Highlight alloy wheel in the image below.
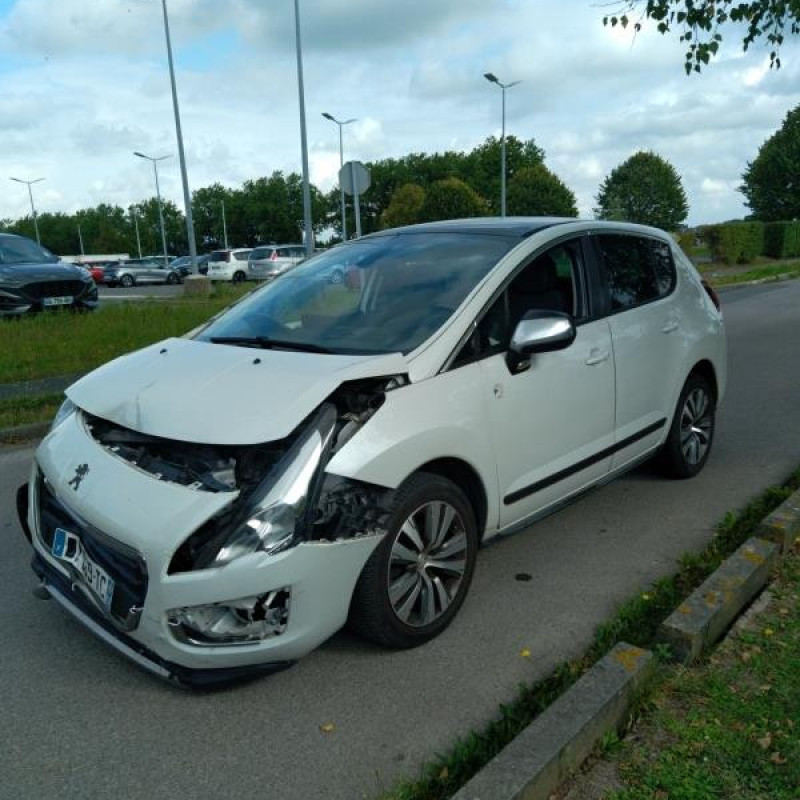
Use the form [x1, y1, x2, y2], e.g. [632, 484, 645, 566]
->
[387, 501, 468, 628]
[680, 387, 712, 466]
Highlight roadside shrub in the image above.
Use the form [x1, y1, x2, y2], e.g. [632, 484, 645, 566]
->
[676, 229, 697, 257]
[763, 221, 800, 259]
[703, 222, 764, 264]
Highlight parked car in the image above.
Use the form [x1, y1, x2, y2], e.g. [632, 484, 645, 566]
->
[207, 248, 253, 282]
[104, 257, 182, 288]
[171, 254, 210, 278]
[77, 264, 106, 284]
[248, 244, 305, 281]
[19, 218, 726, 686]
[0, 233, 97, 316]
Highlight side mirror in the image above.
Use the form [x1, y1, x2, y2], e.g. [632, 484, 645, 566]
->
[507, 310, 576, 371]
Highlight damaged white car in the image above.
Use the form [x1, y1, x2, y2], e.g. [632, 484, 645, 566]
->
[18, 218, 726, 687]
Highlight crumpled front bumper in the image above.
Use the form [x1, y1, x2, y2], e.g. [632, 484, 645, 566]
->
[26, 412, 382, 686]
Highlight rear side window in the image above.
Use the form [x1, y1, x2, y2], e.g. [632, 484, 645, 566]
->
[251, 247, 268, 260]
[234, 251, 251, 262]
[596, 235, 668, 311]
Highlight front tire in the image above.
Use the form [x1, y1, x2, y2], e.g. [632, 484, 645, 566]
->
[659, 373, 716, 479]
[120, 274, 134, 288]
[166, 272, 179, 285]
[349, 472, 478, 648]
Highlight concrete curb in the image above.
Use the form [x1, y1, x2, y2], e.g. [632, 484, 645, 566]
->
[0, 421, 50, 445]
[757, 487, 800, 553]
[715, 271, 799, 292]
[657, 537, 779, 664]
[451, 643, 655, 800]
[0, 373, 81, 401]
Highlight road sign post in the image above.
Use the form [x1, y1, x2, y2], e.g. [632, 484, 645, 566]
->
[340, 161, 370, 240]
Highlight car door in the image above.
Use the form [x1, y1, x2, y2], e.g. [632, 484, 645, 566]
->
[590, 233, 684, 468]
[452, 236, 616, 528]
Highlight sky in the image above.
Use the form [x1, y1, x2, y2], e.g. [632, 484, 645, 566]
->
[1, 0, 798, 227]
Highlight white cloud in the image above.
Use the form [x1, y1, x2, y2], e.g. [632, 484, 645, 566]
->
[0, 0, 798, 228]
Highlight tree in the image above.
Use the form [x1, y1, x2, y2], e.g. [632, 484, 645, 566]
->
[507, 164, 578, 217]
[741, 104, 800, 221]
[595, 151, 688, 230]
[381, 183, 426, 228]
[418, 178, 489, 222]
[603, 1, 799, 73]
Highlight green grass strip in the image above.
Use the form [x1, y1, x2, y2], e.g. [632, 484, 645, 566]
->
[708, 261, 800, 288]
[0, 284, 252, 385]
[382, 466, 800, 800]
[0, 392, 64, 429]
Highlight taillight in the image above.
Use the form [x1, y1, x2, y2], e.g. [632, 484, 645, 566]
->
[701, 280, 721, 313]
[270, 250, 278, 261]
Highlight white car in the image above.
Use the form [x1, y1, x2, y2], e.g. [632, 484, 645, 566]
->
[19, 218, 726, 687]
[207, 248, 253, 283]
[248, 244, 306, 281]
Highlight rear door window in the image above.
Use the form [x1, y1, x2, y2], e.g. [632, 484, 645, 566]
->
[595, 235, 659, 311]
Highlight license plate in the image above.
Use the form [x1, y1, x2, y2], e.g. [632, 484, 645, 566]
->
[52, 528, 115, 611]
[43, 296, 73, 307]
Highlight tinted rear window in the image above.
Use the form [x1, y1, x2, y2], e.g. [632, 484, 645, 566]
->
[251, 248, 269, 260]
[210, 251, 230, 262]
[597, 235, 670, 311]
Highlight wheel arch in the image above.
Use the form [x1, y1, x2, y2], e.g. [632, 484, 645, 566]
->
[688, 359, 718, 406]
[413, 457, 489, 541]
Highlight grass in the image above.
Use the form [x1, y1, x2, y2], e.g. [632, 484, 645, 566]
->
[380, 466, 800, 800]
[0, 392, 64, 429]
[702, 261, 800, 287]
[0, 283, 253, 384]
[609, 551, 800, 800]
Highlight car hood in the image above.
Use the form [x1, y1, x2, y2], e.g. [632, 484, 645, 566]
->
[66, 337, 408, 445]
[0, 261, 87, 283]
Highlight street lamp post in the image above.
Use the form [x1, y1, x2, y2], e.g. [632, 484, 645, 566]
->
[484, 72, 521, 217]
[10, 177, 45, 244]
[221, 199, 229, 249]
[134, 152, 171, 268]
[160, 0, 198, 272]
[132, 210, 143, 258]
[322, 113, 356, 241]
[293, 0, 314, 257]
[78, 224, 85, 257]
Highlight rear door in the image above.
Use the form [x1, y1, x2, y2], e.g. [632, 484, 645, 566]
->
[590, 233, 683, 467]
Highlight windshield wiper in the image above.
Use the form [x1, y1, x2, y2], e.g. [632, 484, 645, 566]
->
[209, 336, 333, 354]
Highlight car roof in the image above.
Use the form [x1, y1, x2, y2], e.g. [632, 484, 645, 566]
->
[368, 217, 576, 239]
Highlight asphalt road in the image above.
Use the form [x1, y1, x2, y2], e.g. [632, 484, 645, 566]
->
[2, 280, 799, 800]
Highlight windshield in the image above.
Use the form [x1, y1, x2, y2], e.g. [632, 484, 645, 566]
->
[197, 232, 515, 355]
[0, 236, 59, 265]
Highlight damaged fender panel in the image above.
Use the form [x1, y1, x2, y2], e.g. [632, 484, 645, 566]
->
[326, 361, 500, 538]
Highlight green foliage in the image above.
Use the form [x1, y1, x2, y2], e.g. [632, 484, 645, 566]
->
[418, 178, 489, 222]
[596, 151, 689, 230]
[741, 105, 800, 221]
[603, 1, 800, 73]
[676, 229, 697, 257]
[763, 221, 800, 258]
[703, 222, 765, 264]
[506, 164, 578, 217]
[381, 183, 426, 229]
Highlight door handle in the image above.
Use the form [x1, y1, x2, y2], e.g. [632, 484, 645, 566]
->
[585, 348, 610, 366]
[662, 320, 679, 334]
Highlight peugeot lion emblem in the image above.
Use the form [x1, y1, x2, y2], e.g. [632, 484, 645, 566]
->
[68, 464, 90, 491]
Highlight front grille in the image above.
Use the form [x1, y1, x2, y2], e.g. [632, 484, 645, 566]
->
[37, 473, 148, 630]
[22, 280, 85, 301]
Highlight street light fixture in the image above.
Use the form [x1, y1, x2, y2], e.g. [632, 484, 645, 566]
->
[160, 0, 198, 273]
[134, 151, 171, 268]
[9, 177, 45, 244]
[293, 0, 314, 257]
[484, 72, 521, 217]
[322, 112, 357, 241]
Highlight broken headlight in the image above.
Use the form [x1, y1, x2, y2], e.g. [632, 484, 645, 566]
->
[49, 398, 76, 433]
[187, 403, 337, 570]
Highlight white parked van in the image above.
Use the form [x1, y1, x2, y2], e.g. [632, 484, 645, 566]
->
[207, 248, 253, 283]
[20, 218, 726, 686]
[248, 244, 305, 281]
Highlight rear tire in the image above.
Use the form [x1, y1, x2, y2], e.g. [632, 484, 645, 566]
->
[120, 274, 134, 288]
[233, 271, 246, 284]
[349, 472, 478, 648]
[659, 373, 715, 479]
[166, 272, 179, 285]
